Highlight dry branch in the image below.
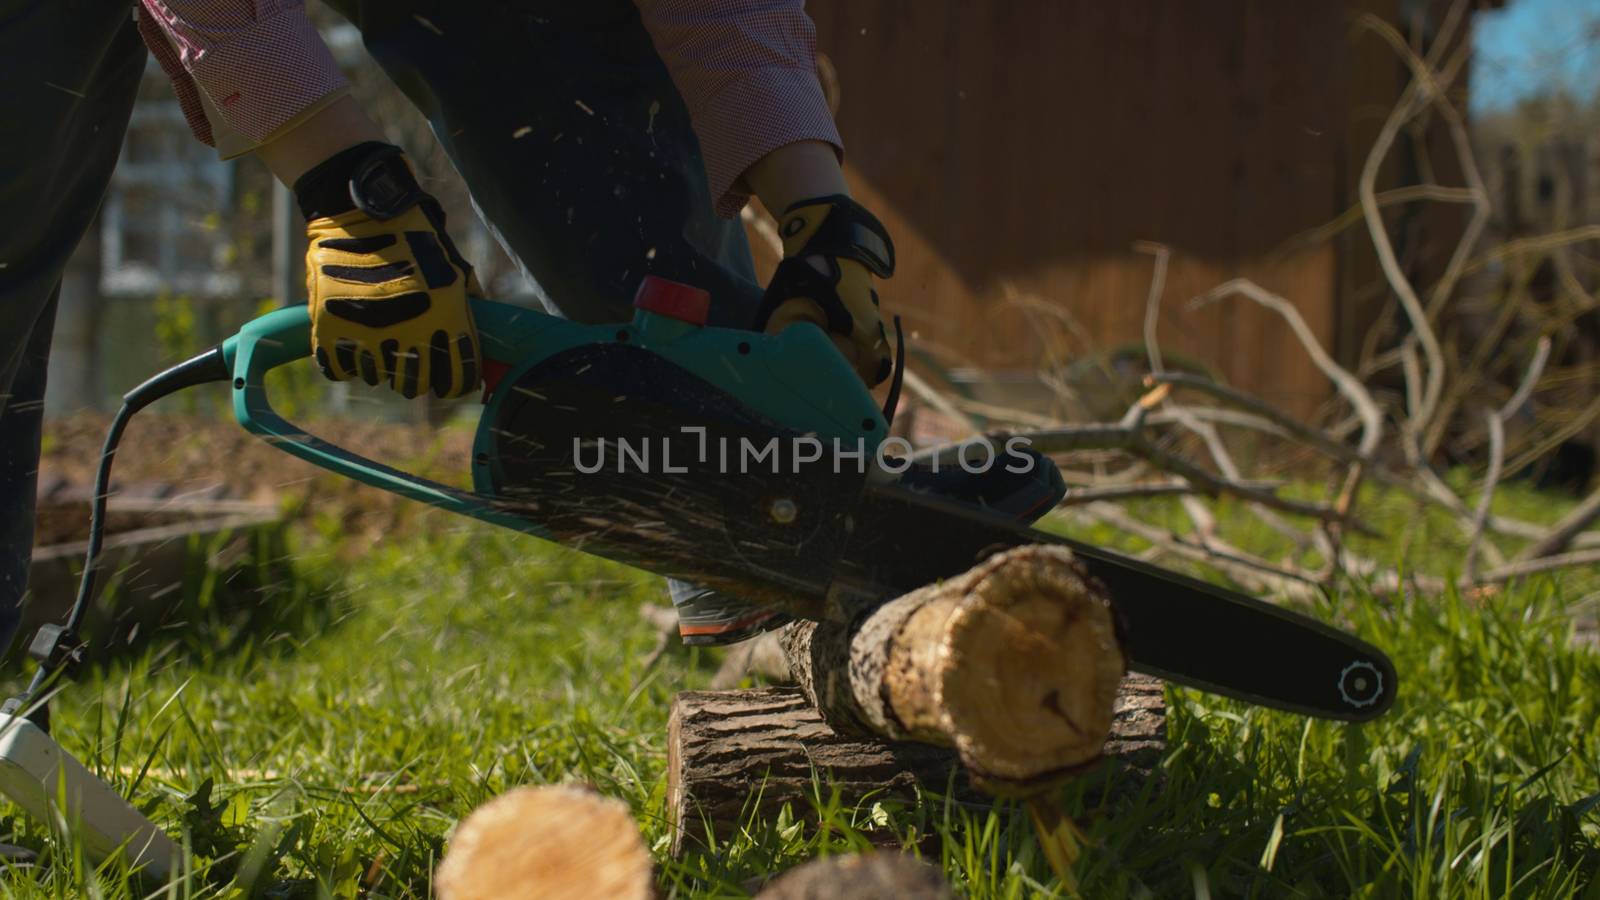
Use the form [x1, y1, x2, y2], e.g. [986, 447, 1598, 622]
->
[1000, 417, 1367, 529]
[1467, 225, 1600, 276]
[1137, 243, 1332, 560]
[1145, 406, 1294, 441]
[1136, 241, 1171, 374]
[1148, 373, 1365, 466]
[1190, 279, 1382, 458]
[1059, 481, 1198, 504]
[902, 366, 981, 435]
[1282, 184, 1481, 252]
[1476, 548, 1600, 585]
[1500, 393, 1600, 482]
[1465, 337, 1550, 578]
[1188, 278, 1383, 569]
[1353, 8, 1481, 452]
[790, 0, 1600, 617]
[1519, 488, 1600, 562]
[1072, 503, 1324, 599]
[1422, 283, 1531, 458]
[1463, 409, 1506, 582]
[1357, 77, 1447, 449]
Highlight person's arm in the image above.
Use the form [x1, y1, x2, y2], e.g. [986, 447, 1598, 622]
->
[135, 1, 349, 157]
[254, 95, 387, 185]
[741, 140, 850, 216]
[631, 0, 846, 217]
[136, 2, 482, 399]
[634, 0, 895, 386]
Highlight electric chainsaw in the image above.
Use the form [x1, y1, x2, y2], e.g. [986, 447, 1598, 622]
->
[0, 275, 1395, 879]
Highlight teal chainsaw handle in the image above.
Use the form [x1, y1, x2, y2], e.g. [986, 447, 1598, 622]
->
[222, 304, 314, 374]
[218, 291, 885, 535]
[218, 300, 555, 532]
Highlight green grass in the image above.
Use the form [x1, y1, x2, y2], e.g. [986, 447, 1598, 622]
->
[2, 486, 1598, 897]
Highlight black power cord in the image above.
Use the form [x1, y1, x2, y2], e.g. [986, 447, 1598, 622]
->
[2, 346, 232, 731]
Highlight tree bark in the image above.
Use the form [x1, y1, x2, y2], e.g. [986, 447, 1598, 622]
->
[667, 676, 1164, 857]
[782, 544, 1127, 788]
[436, 785, 652, 900]
[666, 687, 966, 857]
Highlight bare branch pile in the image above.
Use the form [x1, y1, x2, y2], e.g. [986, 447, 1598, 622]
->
[872, 2, 1600, 599]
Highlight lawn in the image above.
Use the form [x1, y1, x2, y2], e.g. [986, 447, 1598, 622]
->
[2, 467, 1598, 897]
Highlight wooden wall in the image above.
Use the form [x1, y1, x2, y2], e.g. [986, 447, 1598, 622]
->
[750, 1, 1412, 419]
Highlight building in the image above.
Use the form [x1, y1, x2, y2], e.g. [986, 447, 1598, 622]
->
[754, 0, 1498, 421]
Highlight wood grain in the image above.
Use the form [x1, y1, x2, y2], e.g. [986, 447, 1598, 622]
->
[436, 785, 652, 900]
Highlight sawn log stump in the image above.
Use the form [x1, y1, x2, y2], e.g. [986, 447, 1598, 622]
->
[668, 543, 1160, 855]
[785, 544, 1127, 785]
[668, 678, 1165, 856]
[435, 785, 652, 900]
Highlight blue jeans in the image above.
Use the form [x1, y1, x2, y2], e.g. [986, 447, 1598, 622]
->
[0, 1, 147, 655]
[327, 0, 771, 637]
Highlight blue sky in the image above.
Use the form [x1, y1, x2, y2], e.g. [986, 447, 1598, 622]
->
[1472, 0, 1600, 112]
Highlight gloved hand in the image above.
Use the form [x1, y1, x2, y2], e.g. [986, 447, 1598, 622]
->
[294, 142, 480, 399]
[754, 194, 896, 387]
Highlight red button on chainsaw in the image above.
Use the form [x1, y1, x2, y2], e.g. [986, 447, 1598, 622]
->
[480, 358, 511, 404]
[633, 275, 710, 326]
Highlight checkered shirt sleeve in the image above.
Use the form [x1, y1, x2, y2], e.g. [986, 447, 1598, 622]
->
[136, 0, 842, 217]
[135, 0, 349, 149]
[634, 0, 844, 217]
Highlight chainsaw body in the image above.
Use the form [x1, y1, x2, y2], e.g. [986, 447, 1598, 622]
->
[222, 283, 885, 616]
[3, 243, 1401, 882]
[219, 281, 1397, 721]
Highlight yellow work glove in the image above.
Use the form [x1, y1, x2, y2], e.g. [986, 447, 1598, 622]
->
[294, 142, 480, 399]
[755, 194, 896, 387]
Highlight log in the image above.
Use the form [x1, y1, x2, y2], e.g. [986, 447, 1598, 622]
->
[666, 687, 970, 856]
[754, 852, 951, 899]
[435, 785, 652, 900]
[782, 544, 1127, 787]
[667, 675, 1164, 856]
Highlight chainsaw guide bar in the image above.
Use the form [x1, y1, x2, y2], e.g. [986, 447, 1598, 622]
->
[218, 287, 1397, 723]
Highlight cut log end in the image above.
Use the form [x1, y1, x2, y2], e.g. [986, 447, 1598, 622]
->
[789, 544, 1126, 787]
[921, 544, 1125, 783]
[435, 785, 652, 900]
